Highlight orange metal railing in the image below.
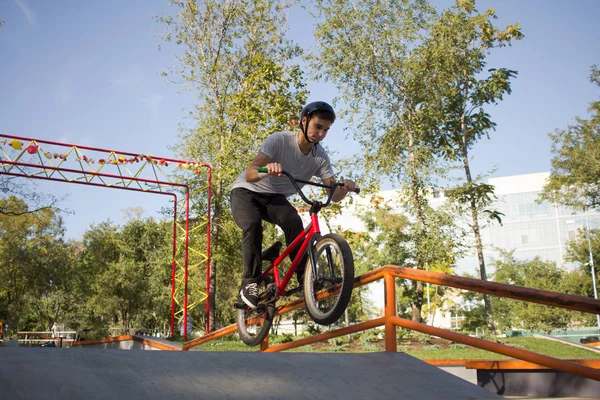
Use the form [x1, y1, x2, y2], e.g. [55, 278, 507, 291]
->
[183, 265, 600, 382]
[72, 335, 181, 351]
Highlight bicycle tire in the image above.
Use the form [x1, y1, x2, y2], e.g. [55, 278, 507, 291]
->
[304, 233, 354, 325]
[236, 302, 275, 346]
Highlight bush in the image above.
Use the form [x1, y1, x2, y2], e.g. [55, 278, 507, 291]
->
[328, 336, 349, 346]
[327, 337, 349, 352]
[305, 323, 322, 336]
[359, 329, 380, 345]
[396, 328, 410, 341]
[415, 333, 430, 343]
[270, 333, 294, 344]
[361, 342, 381, 352]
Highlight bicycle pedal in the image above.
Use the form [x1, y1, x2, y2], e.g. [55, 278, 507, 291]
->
[234, 300, 248, 310]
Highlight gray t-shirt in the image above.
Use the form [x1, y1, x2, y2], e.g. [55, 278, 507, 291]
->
[231, 131, 334, 198]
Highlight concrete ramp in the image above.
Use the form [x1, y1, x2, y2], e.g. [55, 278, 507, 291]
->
[0, 349, 501, 399]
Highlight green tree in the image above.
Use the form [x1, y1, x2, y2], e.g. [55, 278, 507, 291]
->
[0, 199, 175, 338]
[489, 252, 593, 332]
[458, 281, 488, 335]
[311, 0, 462, 322]
[566, 227, 600, 299]
[76, 221, 120, 334]
[84, 217, 173, 336]
[427, 0, 523, 333]
[119, 217, 173, 333]
[0, 173, 62, 217]
[540, 66, 600, 210]
[0, 196, 74, 331]
[343, 195, 463, 321]
[159, 0, 307, 330]
[0, 197, 29, 328]
[23, 237, 80, 331]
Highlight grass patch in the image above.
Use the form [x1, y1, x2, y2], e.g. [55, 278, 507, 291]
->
[498, 337, 600, 359]
[194, 340, 255, 352]
[403, 337, 600, 360]
[183, 333, 600, 360]
[406, 348, 512, 360]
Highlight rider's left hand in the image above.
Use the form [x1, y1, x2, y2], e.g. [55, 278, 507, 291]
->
[340, 179, 356, 193]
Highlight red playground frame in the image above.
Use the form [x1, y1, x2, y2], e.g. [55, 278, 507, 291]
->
[0, 133, 211, 339]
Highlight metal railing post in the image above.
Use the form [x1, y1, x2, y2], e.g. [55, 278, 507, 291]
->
[260, 336, 269, 352]
[384, 272, 397, 352]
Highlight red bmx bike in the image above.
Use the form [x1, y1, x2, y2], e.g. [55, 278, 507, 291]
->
[236, 168, 360, 346]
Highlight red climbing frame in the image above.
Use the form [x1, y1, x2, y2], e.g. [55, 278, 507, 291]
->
[0, 133, 211, 339]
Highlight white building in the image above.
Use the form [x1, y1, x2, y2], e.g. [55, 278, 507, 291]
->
[481, 172, 600, 269]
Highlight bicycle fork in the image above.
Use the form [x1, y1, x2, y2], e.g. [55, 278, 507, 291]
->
[307, 233, 321, 282]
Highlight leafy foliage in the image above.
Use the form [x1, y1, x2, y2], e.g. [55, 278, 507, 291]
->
[158, 0, 307, 328]
[0, 202, 177, 339]
[338, 195, 464, 321]
[541, 66, 600, 210]
[310, 0, 463, 322]
[565, 228, 600, 298]
[461, 251, 595, 333]
[85, 218, 173, 336]
[421, 0, 523, 332]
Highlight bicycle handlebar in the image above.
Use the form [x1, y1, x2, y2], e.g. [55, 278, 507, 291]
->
[257, 167, 360, 207]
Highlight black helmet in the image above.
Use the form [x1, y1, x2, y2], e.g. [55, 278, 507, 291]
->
[299, 101, 336, 143]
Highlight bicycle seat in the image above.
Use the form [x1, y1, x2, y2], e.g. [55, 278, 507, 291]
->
[261, 241, 282, 262]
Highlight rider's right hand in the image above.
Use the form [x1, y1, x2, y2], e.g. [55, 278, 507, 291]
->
[264, 162, 282, 177]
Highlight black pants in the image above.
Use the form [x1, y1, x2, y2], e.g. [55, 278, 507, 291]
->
[230, 188, 307, 285]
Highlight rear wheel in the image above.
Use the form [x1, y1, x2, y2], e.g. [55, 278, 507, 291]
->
[304, 233, 354, 325]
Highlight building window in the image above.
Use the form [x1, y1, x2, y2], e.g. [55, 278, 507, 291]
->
[521, 234, 528, 245]
[568, 230, 576, 241]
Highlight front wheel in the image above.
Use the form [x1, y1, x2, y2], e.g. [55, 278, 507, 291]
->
[304, 233, 354, 325]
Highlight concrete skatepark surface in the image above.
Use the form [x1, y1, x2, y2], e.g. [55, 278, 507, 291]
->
[0, 347, 501, 399]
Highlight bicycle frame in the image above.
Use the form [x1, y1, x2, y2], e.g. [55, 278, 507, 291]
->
[261, 213, 321, 297]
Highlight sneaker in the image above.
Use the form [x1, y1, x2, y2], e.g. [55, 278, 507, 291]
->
[240, 282, 259, 309]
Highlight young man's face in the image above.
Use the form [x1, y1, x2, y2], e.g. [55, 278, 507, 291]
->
[303, 115, 333, 143]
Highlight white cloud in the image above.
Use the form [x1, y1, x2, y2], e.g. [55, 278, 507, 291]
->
[15, 0, 36, 26]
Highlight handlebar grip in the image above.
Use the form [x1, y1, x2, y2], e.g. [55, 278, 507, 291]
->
[257, 167, 268, 173]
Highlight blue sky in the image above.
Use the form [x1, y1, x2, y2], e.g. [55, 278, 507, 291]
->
[1, 0, 599, 239]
